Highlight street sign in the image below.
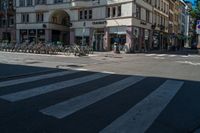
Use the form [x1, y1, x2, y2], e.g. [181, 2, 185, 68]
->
[196, 20, 200, 34]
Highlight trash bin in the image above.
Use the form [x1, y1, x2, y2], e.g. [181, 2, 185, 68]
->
[113, 43, 120, 54]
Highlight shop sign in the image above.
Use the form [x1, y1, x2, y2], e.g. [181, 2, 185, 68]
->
[37, 29, 45, 35]
[20, 30, 27, 35]
[29, 29, 36, 35]
[196, 20, 200, 34]
[92, 21, 107, 25]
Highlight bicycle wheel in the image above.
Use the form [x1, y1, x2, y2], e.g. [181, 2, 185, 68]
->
[64, 48, 71, 56]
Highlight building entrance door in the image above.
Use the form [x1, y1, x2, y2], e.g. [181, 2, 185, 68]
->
[93, 32, 104, 51]
[52, 30, 61, 43]
[134, 37, 140, 52]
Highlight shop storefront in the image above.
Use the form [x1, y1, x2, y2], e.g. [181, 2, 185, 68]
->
[20, 29, 28, 42]
[152, 31, 160, 50]
[92, 28, 104, 51]
[109, 27, 126, 50]
[75, 28, 90, 46]
[28, 29, 36, 43]
[37, 29, 45, 42]
[20, 29, 45, 43]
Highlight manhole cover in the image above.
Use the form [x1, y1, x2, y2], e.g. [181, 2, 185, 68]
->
[114, 56, 123, 58]
[25, 61, 41, 64]
[67, 65, 83, 68]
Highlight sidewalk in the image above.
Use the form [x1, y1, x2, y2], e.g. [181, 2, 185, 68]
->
[92, 48, 200, 56]
[148, 48, 200, 55]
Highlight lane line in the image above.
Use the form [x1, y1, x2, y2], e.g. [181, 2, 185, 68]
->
[0, 73, 109, 102]
[0, 70, 78, 88]
[40, 76, 144, 119]
[100, 80, 184, 133]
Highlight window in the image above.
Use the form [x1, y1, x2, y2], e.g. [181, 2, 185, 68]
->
[36, 12, 44, 22]
[19, 0, 25, 6]
[9, 17, 14, 26]
[36, 0, 46, 5]
[54, 0, 63, 3]
[52, 17, 57, 23]
[79, 9, 93, 20]
[136, 5, 141, 19]
[21, 13, 29, 23]
[84, 10, 88, 19]
[89, 10, 92, 19]
[112, 7, 116, 17]
[106, 5, 121, 18]
[107, 7, 110, 17]
[27, 0, 33, 6]
[117, 6, 121, 16]
[79, 10, 83, 20]
[146, 10, 150, 22]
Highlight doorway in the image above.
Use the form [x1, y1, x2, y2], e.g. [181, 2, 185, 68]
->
[93, 29, 104, 51]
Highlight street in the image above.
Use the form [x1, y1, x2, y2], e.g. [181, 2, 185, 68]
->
[0, 51, 200, 133]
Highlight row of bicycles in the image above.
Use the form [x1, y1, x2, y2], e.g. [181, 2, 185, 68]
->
[0, 42, 93, 56]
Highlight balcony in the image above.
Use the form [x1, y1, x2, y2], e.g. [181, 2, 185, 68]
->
[71, 0, 90, 7]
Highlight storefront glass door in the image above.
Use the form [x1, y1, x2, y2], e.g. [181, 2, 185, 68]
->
[93, 33, 103, 51]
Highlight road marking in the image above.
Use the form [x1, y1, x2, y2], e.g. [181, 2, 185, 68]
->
[176, 61, 200, 66]
[40, 76, 144, 119]
[154, 57, 165, 59]
[157, 54, 166, 57]
[101, 71, 115, 74]
[145, 54, 156, 57]
[181, 55, 189, 58]
[168, 55, 177, 57]
[100, 80, 184, 133]
[0, 70, 78, 88]
[0, 73, 109, 102]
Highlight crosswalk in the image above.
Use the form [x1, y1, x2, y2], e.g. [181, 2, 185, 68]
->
[0, 69, 187, 133]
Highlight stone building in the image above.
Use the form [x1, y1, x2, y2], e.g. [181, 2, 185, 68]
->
[15, 0, 154, 52]
[0, 0, 16, 42]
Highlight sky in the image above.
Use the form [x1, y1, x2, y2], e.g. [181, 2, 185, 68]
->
[188, 0, 195, 5]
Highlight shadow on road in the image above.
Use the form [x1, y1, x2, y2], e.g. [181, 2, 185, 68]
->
[0, 63, 200, 133]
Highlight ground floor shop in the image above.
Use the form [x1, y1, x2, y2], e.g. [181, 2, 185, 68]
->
[17, 26, 155, 52]
[0, 28, 16, 42]
[152, 31, 169, 51]
[18, 29, 70, 45]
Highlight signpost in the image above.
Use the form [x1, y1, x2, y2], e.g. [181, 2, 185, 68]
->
[196, 20, 200, 49]
[196, 20, 200, 34]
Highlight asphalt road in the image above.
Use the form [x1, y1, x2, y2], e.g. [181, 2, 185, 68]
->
[0, 51, 200, 133]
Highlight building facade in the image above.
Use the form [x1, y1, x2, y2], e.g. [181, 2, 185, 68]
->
[15, 0, 155, 52]
[152, 0, 169, 50]
[15, 0, 190, 52]
[0, 0, 16, 42]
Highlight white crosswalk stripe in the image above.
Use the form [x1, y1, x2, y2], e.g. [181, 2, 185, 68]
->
[156, 54, 167, 57]
[40, 76, 145, 119]
[0, 73, 109, 102]
[0, 70, 78, 88]
[100, 80, 184, 133]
